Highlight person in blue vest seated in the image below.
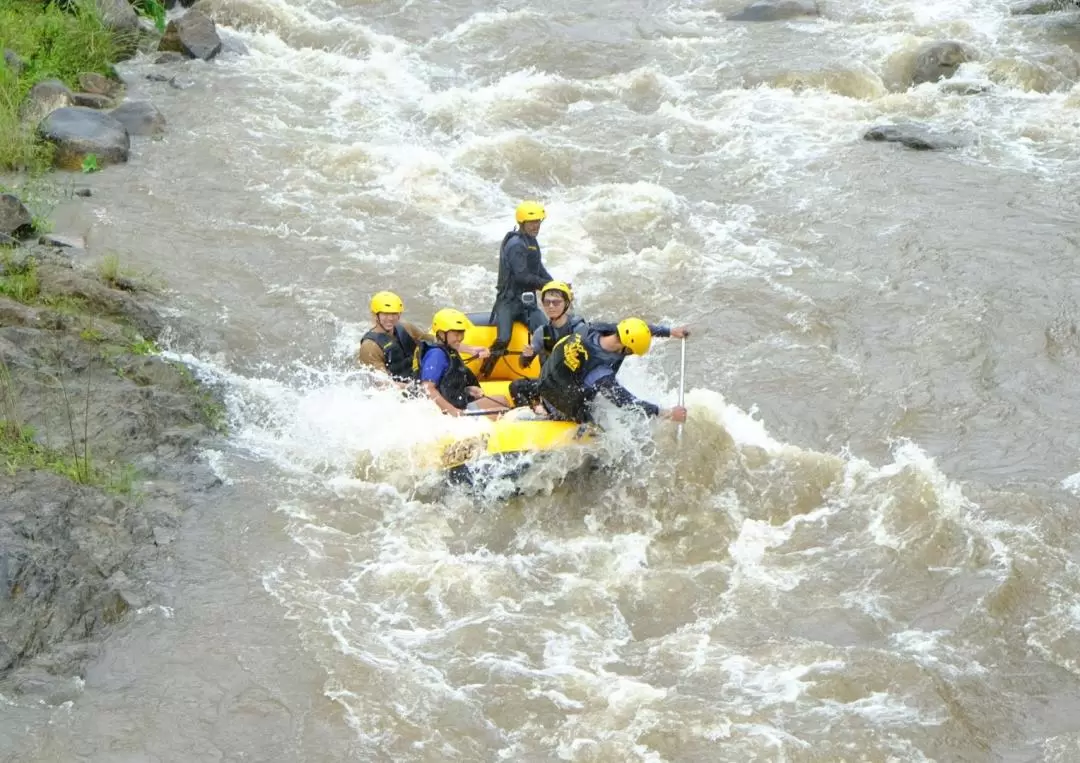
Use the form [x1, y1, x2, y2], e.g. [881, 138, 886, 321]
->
[417, 308, 510, 416]
[523, 318, 689, 424]
[356, 291, 491, 390]
[479, 200, 555, 378]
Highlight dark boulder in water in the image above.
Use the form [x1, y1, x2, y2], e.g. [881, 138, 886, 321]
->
[727, 0, 819, 21]
[863, 122, 970, 151]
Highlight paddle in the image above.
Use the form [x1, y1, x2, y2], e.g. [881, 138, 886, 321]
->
[677, 336, 686, 443]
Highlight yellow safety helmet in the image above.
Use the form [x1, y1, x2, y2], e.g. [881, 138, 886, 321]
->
[515, 200, 546, 224]
[540, 280, 572, 303]
[431, 308, 471, 336]
[370, 291, 404, 314]
[617, 318, 652, 356]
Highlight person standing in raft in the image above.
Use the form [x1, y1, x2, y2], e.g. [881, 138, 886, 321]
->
[526, 318, 689, 424]
[418, 309, 510, 416]
[357, 291, 491, 389]
[479, 200, 554, 378]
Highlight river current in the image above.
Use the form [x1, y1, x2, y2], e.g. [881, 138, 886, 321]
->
[6, 0, 1080, 760]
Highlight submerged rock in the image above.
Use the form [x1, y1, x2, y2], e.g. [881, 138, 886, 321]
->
[911, 41, 976, 86]
[1010, 0, 1074, 13]
[727, 0, 819, 21]
[37, 107, 130, 171]
[110, 100, 167, 137]
[863, 122, 970, 150]
[158, 11, 224, 61]
[154, 51, 187, 65]
[38, 233, 87, 250]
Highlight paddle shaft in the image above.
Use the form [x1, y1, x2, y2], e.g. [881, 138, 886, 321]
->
[677, 337, 686, 442]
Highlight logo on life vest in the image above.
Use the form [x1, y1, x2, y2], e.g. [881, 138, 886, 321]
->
[562, 336, 587, 372]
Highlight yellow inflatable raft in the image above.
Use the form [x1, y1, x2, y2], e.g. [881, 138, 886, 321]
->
[436, 405, 598, 467]
[416, 312, 599, 486]
[460, 312, 538, 381]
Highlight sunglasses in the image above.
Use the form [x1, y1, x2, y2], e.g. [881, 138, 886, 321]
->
[542, 299, 565, 306]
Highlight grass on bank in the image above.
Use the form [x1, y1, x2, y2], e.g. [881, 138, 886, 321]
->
[0, 0, 120, 173]
[0, 357, 137, 496]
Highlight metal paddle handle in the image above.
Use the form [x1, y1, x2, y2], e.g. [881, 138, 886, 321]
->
[677, 337, 686, 442]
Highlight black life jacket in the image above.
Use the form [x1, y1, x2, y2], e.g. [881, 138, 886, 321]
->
[362, 324, 418, 381]
[541, 314, 588, 355]
[414, 341, 479, 411]
[536, 330, 609, 422]
[494, 230, 544, 303]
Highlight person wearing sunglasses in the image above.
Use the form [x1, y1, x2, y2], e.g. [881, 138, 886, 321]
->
[519, 280, 587, 369]
[521, 318, 690, 424]
[510, 282, 691, 409]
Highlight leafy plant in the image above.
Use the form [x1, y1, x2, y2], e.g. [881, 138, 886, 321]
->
[81, 152, 98, 173]
[132, 0, 167, 34]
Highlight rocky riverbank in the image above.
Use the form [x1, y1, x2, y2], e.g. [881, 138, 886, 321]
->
[1, 0, 237, 703]
[0, 241, 229, 702]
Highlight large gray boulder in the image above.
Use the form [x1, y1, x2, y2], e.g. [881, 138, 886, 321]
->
[158, 11, 223, 61]
[0, 194, 33, 237]
[37, 107, 130, 171]
[93, 0, 138, 34]
[92, 0, 140, 59]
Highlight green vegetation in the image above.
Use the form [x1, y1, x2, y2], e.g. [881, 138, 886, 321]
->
[0, 249, 40, 301]
[0, 421, 136, 495]
[170, 359, 230, 435]
[0, 0, 120, 172]
[0, 360, 138, 497]
[97, 252, 132, 287]
[81, 153, 99, 173]
[132, 0, 167, 34]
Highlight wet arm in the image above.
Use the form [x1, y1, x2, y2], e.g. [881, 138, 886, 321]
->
[422, 381, 462, 416]
[589, 321, 671, 338]
[592, 375, 660, 417]
[521, 327, 545, 367]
